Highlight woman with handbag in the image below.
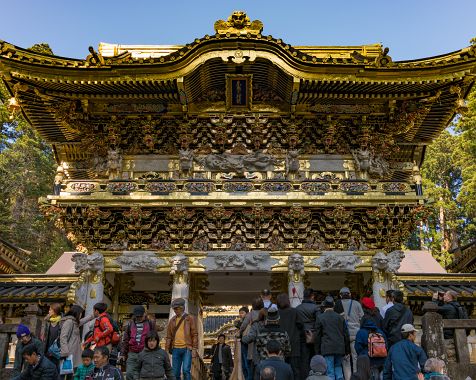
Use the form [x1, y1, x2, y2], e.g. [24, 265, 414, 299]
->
[60, 305, 84, 379]
[43, 303, 63, 370]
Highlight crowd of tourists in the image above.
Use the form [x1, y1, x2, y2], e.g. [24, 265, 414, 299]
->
[10, 287, 467, 380]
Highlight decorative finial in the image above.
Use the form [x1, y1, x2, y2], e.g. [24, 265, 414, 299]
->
[214, 11, 263, 35]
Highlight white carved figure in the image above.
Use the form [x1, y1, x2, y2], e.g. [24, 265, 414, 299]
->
[107, 148, 122, 179]
[115, 251, 162, 272]
[288, 253, 305, 277]
[170, 254, 189, 279]
[169, 254, 190, 317]
[315, 252, 362, 272]
[87, 252, 104, 272]
[72, 252, 88, 273]
[386, 250, 405, 273]
[214, 253, 266, 268]
[288, 253, 305, 307]
[371, 251, 389, 272]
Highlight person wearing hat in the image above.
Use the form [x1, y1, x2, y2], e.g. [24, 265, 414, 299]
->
[121, 305, 156, 380]
[261, 289, 273, 309]
[306, 355, 331, 379]
[334, 287, 363, 379]
[13, 324, 44, 377]
[244, 304, 291, 362]
[360, 297, 383, 330]
[383, 324, 427, 380]
[314, 296, 350, 380]
[165, 298, 198, 380]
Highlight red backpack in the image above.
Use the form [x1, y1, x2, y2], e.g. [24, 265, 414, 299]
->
[368, 332, 387, 358]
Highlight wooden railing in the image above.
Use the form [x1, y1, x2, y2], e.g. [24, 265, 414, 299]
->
[421, 303, 476, 380]
[192, 356, 209, 380]
[0, 324, 17, 380]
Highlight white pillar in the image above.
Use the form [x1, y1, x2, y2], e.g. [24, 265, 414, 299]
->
[169, 254, 190, 319]
[288, 253, 305, 308]
[371, 251, 404, 311]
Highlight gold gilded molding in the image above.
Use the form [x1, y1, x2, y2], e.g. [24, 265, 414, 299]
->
[214, 11, 263, 36]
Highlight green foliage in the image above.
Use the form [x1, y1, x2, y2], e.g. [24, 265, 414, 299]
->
[0, 43, 71, 273]
[414, 87, 476, 267]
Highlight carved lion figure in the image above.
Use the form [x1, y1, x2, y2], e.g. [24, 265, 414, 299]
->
[387, 250, 405, 273]
[170, 254, 189, 275]
[288, 253, 305, 276]
[72, 252, 88, 273]
[87, 252, 104, 272]
[371, 251, 389, 272]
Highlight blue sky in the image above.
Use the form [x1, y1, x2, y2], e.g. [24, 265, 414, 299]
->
[1, 0, 475, 61]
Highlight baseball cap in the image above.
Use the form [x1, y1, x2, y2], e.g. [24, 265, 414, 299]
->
[401, 324, 417, 333]
[340, 287, 351, 294]
[133, 305, 146, 316]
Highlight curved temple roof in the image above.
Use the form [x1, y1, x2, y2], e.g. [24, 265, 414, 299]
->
[0, 11, 475, 171]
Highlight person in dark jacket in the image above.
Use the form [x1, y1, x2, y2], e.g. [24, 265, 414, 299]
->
[314, 296, 350, 380]
[382, 290, 413, 348]
[255, 305, 291, 361]
[89, 346, 123, 380]
[276, 293, 302, 380]
[254, 340, 293, 380]
[354, 318, 387, 379]
[360, 297, 383, 330]
[12, 344, 58, 380]
[432, 290, 466, 339]
[383, 324, 427, 380]
[42, 303, 62, 369]
[349, 355, 370, 380]
[295, 288, 320, 379]
[137, 331, 175, 380]
[121, 305, 155, 380]
[13, 324, 45, 377]
[211, 334, 233, 380]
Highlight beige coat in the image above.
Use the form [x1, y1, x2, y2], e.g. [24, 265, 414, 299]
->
[60, 315, 82, 368]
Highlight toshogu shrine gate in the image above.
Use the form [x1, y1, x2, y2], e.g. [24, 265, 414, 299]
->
[1, 11, 476, 344]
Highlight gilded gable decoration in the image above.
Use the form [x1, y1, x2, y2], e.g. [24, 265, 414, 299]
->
[214, 11, 263, 36]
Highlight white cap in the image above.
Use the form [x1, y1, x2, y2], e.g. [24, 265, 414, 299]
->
[401, 323, 417, 333]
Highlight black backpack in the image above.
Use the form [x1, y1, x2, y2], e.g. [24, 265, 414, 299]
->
[452, 303, 469, 319]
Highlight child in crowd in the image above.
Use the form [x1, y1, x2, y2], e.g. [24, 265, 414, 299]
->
[138, 331, 175, 380]
[74, 349, 95, 380]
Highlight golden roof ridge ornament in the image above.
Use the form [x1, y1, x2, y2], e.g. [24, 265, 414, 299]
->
[214, 11, 263, 36]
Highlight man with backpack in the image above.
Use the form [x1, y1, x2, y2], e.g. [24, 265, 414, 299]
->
[121, 305, 156, 380]
[354, 318, 387, 380]
[432, 290, 468, 338]
[382, 290, 413, 348]
[84, 303, 120, 353]
[165, 298, 198, 380]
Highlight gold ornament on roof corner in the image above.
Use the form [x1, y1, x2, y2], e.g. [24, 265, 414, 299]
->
[214, 11, 263, 35]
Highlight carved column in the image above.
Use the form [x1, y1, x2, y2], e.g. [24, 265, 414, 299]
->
[371, 251, 404, 311]
[112, 273, 121, 321]
[169, 254, 190, 319]
[288, 253, 305, 308]
[68, 252, 105, 336]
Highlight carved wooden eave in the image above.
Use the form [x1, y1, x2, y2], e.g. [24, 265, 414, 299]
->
[1, 12, 474, 256]
[0, 237, 30, 274]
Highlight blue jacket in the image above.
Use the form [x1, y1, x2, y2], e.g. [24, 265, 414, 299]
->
[254, 357, 293, 380]
[383, 339, 427, 380]
[354, 319, 387, 368]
